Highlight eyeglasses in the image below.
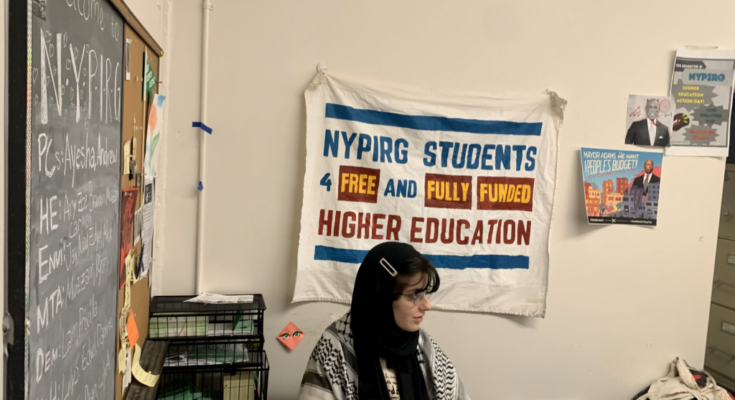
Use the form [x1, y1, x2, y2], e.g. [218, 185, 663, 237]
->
[396, 288, 432, 306]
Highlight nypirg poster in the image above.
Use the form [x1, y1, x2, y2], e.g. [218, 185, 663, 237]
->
[294, 71, 565, 317]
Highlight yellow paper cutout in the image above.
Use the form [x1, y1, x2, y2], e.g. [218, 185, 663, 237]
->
[132, 343, 160, 387]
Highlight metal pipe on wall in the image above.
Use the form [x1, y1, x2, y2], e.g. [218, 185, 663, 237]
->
[195, 0, 213, 294]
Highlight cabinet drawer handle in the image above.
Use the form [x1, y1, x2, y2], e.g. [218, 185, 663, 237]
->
[708, 345, 735, 361]
[713, 279, 735, 290]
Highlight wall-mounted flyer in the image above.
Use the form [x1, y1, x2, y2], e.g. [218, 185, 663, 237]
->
[580, 148, 664, 226]
[667, 48, 735, 157]
[625, 95, 675, 147]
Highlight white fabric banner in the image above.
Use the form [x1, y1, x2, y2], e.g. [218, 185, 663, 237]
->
[293, 71, 565, 317]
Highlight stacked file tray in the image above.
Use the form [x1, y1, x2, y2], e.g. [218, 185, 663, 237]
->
[150, 295, 269, 400]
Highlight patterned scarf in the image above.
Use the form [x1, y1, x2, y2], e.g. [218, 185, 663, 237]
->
[298, 313, 470, 400]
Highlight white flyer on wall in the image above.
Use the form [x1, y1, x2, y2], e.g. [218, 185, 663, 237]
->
[667, 48, 735, 157]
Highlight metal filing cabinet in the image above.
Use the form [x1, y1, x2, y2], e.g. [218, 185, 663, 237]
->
[719, 165, 735, 241]
[706, 164, 735, 389]
[705, 304, 735, 383]
[712, 238, 735, 311]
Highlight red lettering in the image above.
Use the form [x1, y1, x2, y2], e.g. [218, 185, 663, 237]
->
[410, 217, 424, 243]
[503, 220, 515, 244]
[456, 219, 470, 245]
[333, 211, 341, 237]
[357, 212, 371, 239]
[471, 221, 483, 245]
[318, 209, 332, 236]
[342, 212, 356, 238]
[517, 220, 531, 245]
[487, 220, 498, 244]
[425, 218, 439, 244]
[386, 215, 401, 240]
[440, 219, 454, 244]
[371, 214, 386, 240]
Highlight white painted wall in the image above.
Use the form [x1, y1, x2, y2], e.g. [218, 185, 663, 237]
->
[158, 1, 734, 399]
[123, 0, 164, 46]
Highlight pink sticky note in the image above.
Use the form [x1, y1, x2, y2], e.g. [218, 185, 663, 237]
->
[277, 322, 304, 350]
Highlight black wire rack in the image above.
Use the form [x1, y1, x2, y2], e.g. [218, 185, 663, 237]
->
[149, 295, 266, 345]
[150, 295, 269, 400]
[157, 350, 269, 400]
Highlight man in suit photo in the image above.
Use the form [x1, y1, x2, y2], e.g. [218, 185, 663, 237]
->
[632, 159, 660, 196]
[625, 98, 671, 147]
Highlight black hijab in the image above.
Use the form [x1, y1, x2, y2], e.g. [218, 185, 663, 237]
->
[350, 242, 429, 400]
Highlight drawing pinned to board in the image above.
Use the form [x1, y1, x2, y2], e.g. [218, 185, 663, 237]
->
[580, 147, 664, 226]
[120, 188, 138, 288]
[625, 95, 674, 147]
[144, 94, 166, 177]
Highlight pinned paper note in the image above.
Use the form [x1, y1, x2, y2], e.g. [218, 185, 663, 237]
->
[132, 343, 160, 387]
[134, 208, 142, 246]
[123, 140, 131, 177]
[118, 347, 127, 373]
[126, 310, 139, 346]
[122, 347, 132, 394]
[277, 322, 304, 351]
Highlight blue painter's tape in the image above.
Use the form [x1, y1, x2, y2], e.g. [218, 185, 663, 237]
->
[313, 245, 529, 270]
[198, 181, 203, 191]
[192, 121, 213, 134]
[325, 103, 542, 136]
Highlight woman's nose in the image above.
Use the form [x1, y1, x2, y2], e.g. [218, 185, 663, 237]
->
[420, 295, 432, 311]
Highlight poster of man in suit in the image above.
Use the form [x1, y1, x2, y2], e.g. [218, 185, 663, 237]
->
[580, 148, 664, 226]
[625, 95, 674, 147]
[631, 159, 661, 196]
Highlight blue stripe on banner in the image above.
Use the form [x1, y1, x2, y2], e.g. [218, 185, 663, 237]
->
[192, 121, 213, 134]
[314, 246, 369, 264]
[313, 245, 529, 270]
[325, 103, 542, 136]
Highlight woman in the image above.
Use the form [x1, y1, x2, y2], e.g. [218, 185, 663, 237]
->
[298, 242, 470, 400]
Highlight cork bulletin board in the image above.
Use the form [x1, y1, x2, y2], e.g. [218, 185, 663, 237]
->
[114, 24, 161, 400]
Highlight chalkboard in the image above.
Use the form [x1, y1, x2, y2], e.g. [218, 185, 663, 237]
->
[28, 0, 124, 399]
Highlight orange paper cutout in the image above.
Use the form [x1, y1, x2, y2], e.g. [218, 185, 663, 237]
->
[277, 322, 304, 351]
[126, 310, 139, 346]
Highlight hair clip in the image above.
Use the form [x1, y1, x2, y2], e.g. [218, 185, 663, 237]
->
[380, 258, 397, 277]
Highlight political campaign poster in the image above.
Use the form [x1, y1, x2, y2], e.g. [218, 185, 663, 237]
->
[625, 95, 675, 147]
[580, 147, 664, 226]
[293, 71, 565, 317]
[667, 48, 735, 157]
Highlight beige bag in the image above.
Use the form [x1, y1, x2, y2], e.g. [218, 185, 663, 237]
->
[635, 358, 732, 400]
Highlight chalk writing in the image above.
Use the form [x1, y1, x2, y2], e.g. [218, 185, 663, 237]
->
[29, 1, 123, 399]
